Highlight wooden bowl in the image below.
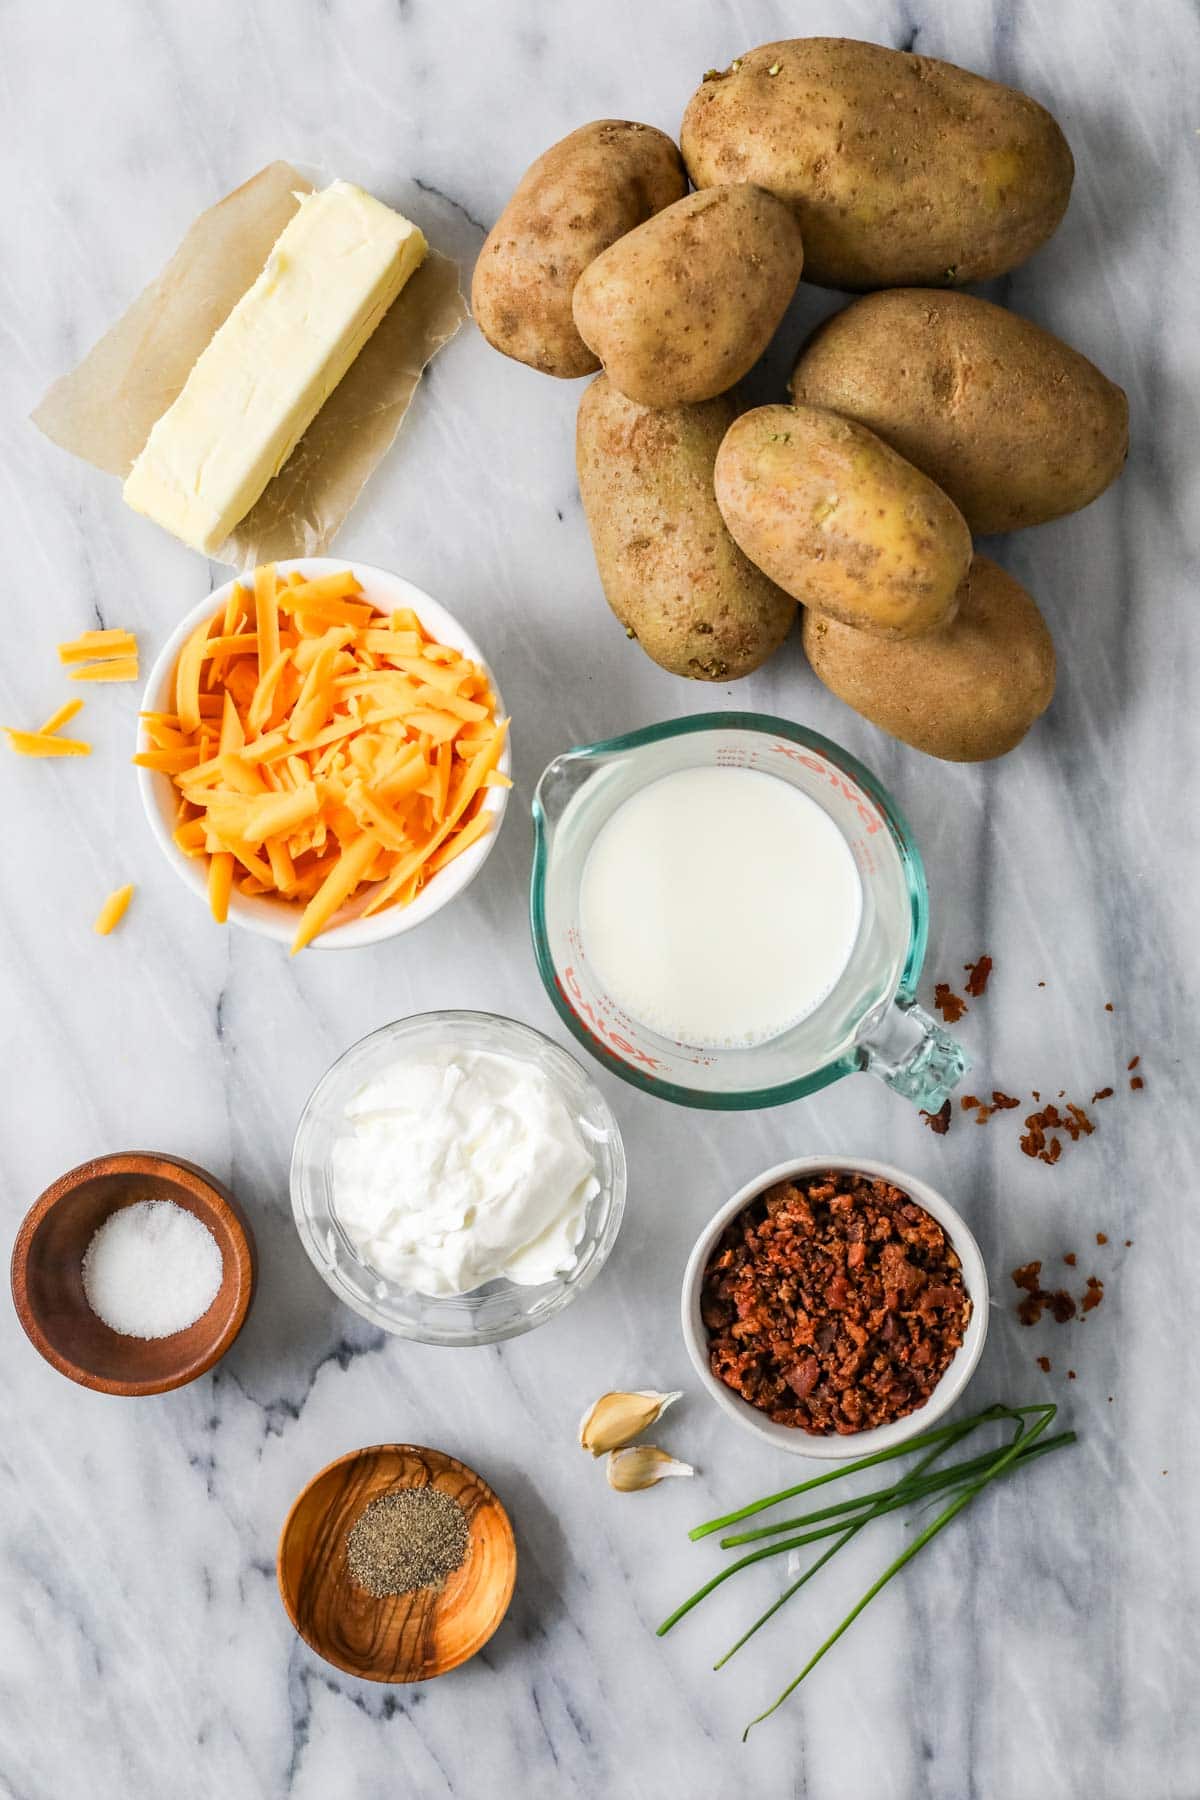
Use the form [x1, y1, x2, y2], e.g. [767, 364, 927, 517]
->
[10, 1152, 256, 1396]
[278, 1445, 517, 1683]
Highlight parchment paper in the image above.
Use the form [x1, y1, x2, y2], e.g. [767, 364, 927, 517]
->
[31, 162, 467, 568]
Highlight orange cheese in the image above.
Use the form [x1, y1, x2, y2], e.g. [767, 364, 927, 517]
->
[6, 728, 91, 757]
[139, 568, 507, 948]
[94, 884, 134, 935]
[68, 656, 140, 683]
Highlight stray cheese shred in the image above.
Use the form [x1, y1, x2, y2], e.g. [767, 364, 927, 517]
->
[58, 629, 140, 684]
[94, 884, 135, 935]
[69, 655, 140, 684]
[38, 698, 85, 735]
[5, 727, 91, 757]
[134, 567, 509, 952]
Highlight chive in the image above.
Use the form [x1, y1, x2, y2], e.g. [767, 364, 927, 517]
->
[687, 1404, 1014, 1540]
[712, 1424, 963, 1669]
[719, 1432, 1076, 1546]
[741, 1404, 1061, 1736]
[661, 1419, 980, 1639]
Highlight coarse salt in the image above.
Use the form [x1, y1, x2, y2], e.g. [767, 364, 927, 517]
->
[81, 1199, 223, 1339]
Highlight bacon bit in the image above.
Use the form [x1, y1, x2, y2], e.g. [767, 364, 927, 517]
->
[1082, 1277, 1104, 1313]
[1104, 1001, 1113, 1011]
[963, 955, 993, 998]
[1124, 1239, 1132, 1247]
[1031, 1090, 1041, 1101]
[920, 1099, 952, 1135]
[933, 982, 967, 1024]
[1064, 1252, 1077, 1266]
[1068, 1370, 1077, 1380]
[1063, 1103, 1094, 1141]
[1091, 1087, 1114, 1102]
[1127, 1055, 1140, 1070]
[1096, 1232, 1108, 1246]
[1038, 981, 1047, 989]
[1036, 1356, 1051, 1373]
[1012, 1261, 1083, 1327]
[960, 1089, 1022, 1127]
[1130, 1076, 1144, 1091]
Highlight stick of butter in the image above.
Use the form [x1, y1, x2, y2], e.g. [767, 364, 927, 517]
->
[122, 181, 427, 556]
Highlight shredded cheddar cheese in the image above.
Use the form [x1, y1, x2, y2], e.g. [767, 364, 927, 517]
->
[57, 628, 139, 684]
[69, 656, 140, 684]
[5, 728, 91, 757]
[38, 698, 85, 735]
[58, 629, 138, 664]
[94, 884, 135, 935]
[134, 567, 509, 952]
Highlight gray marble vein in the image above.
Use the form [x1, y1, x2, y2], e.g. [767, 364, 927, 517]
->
[1, 0, 1197, 1795]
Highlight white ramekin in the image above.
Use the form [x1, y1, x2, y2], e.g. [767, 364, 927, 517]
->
[135, 557, 511, 950]
[681, 1156, 989, 1460]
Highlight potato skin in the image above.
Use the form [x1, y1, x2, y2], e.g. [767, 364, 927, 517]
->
[571, 186, 804, 407]
[471, 121, 687, 378]
[576, 376, 795, 680]
[681, 39, 1074, 290]
[791, 291, 1129, 533]
[714, 404, 971, 638]
[803, 554, 1056, 760]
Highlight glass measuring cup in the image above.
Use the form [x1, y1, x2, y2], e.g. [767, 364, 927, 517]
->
[530, 713, 968, 1111]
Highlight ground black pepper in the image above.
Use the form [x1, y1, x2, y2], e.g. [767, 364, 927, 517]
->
[346, 1487, 470, 1598]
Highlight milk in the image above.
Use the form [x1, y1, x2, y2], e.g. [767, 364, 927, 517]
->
[579, 765, 863, 1048]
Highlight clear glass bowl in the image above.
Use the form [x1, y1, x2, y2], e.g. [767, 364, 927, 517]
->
[290, 1011, 627, 1345]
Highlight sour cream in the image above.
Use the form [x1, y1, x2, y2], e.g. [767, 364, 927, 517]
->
[330, 1050, 599, 1297]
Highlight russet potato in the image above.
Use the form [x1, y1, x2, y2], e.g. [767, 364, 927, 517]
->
[803, 554, 1056, 760]
[471, 121, 687, 378]
[571, 185, 804, 407]
[681, 39, 1073, 290]
[576, 376, 795, 680]
[714, 404, 971, 638]
[791, 290, 1129, 533]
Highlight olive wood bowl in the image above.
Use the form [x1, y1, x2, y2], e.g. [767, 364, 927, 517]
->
[10, 1152, 256, 1396]
[277, 1444, 517, 1683]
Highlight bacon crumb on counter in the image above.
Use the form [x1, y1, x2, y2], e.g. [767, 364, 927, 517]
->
[1096, 1232, 1108, 1245]
[963, 954, 993, 997]
[1064, 1252, 1077, 1266]
[1131, 1076, 1144, 1090]
[1011, 1261, 1078, 1326]
[1082, 1276, 1105, 1313]
[933, 982, 967, 1024]
[1036, 1355, 1051, 1373]
[1092, 1087, 1114, 1102]
[920, 1099, 952, 1134]
[701, 1170, 971, 1437]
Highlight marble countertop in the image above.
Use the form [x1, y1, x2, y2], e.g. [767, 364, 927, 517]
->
[2, 2, 1197, 1795]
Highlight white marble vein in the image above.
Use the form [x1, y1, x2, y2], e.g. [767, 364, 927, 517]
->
[1, 0, 1198, 1795]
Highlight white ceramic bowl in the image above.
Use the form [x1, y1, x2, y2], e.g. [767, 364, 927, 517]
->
[681, 1156, 989, 1460]
[136, 557, 511, 950]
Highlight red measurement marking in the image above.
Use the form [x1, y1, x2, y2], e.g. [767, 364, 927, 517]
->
[769, 744, 882, 835]
[561, 966, 661, 1069]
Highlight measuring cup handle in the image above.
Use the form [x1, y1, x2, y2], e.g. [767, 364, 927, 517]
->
[859, 998, 970, 1111]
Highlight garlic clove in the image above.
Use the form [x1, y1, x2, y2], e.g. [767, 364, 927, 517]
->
[606, 1445, 695, 1492]
[578, 1389, 683, 1456]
